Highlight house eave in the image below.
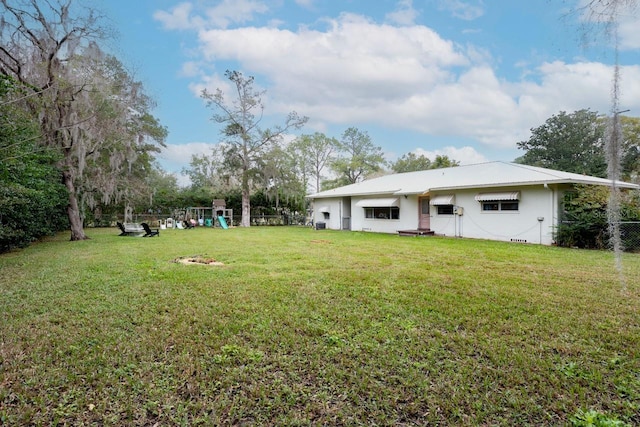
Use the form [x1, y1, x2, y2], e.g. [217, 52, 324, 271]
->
[308, 189, 403, 199]
[307, 173, 639, 199]
[427, 179, 639, 192]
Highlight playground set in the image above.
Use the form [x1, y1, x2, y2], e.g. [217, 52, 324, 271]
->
[161, 199, 233, 230]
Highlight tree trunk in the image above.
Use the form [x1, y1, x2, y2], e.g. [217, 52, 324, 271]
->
[241, 185, 251, 227]
[240, 153, 251, 227]
[62, 169, 88, 241]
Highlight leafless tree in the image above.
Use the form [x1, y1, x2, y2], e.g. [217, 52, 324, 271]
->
[202, 70, 307, 227]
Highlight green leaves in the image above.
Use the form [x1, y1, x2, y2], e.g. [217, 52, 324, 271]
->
[517, 109, 607, 177]
[329, 127, 386, 186]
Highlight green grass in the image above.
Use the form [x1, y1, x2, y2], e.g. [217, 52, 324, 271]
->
[1, 227, 639, 425]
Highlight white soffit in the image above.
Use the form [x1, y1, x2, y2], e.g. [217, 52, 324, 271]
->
[429, 194, 455, 205]
[474, 191, 521, 201]
[355, 198, 400, 207]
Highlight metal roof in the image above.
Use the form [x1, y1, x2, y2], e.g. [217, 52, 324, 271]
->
[308, 161, 639, 199]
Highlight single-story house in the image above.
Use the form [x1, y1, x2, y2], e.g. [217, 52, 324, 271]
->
[307, 161, 639, 245]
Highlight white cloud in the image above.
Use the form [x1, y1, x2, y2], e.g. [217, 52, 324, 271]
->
[158, 142, 218, 173]
[576, 0, 640, 51]
[437, 0, 485, 21]
[294, 0, 315, 8]
[618, 13, 640, 50]
[153, 0, 269, 30]
[204, 0, 269, 29]
[386, 0, 419, 26]
[179, 61, 202, 77]
[153, 3, 205, 30]
[159, 6, 640, 154]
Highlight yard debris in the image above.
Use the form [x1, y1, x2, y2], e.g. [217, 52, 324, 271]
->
[172, 255, 224, 266]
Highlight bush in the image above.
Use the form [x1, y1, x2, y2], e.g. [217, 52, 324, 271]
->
[0, 76, 68, 252]
[556, 185, 640, 250]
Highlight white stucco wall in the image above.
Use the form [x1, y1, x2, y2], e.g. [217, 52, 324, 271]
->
[352, 196, 419, 234]
[312, 184, 564, 245]
[312, 199, 343, 230]
[429, 186, 557, 245]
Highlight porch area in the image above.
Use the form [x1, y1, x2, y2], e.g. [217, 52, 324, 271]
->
[397, 229, 435, 237]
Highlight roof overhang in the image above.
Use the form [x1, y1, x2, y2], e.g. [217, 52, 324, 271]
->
[355, 198, 400, 207]
[475, 191, 520, 201]
[429, 194, 455, 205]
[429, 179, 640, 192]
[308, 189, 402, 199]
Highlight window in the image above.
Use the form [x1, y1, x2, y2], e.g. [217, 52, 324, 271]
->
[500, 201, 519, 211]
[430, 194, 455, 215]
[475, 192, 520, 212]
[421, 199, 430, 215]
[437, 205, 454, 215]
[481, 201, 519, 211]
[365, 207, 400, 219]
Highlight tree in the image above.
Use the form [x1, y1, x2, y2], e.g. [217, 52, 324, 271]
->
[291, 132, 339, 193]
[76, 52, 167, 223]
[0, 0, 107, 240]
[391, 152, 460, 173]
[555, 184, 640, 250]
[391, 152, 432, 173]
[1, 1, 166, 237]
[183, 153, 222, 191]
[259, 144, 306, 213]
[431, 155, 460, 169]
[620, 116, 640, 182]
[516, 109, 607, 177]
[201, 70, 307, 227]
[182, 144, 240, 192]
[328, 127, 386, 188]
[0, 75, 68, 251]
[573, 0, 639, 270]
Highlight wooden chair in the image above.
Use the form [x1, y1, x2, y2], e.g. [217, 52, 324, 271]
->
[141, 222, 159, 237]
[116, 222, 128, 236]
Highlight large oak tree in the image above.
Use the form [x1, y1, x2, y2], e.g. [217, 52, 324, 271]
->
[0, 0, 165, 238]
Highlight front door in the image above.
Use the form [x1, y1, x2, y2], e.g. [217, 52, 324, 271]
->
[419, 197, 430, 230]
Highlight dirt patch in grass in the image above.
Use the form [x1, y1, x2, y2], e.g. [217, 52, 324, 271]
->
[310, 239, 331, 244]
[173, 255, 224, 266]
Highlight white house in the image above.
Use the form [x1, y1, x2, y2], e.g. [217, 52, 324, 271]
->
[307, 161, 639, 245]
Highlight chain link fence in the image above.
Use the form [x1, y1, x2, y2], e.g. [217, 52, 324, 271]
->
[558, 221, 640, 252]
[619, 221, 640, 253]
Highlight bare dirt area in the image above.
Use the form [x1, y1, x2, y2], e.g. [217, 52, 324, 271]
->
[172, 255, 224, 266]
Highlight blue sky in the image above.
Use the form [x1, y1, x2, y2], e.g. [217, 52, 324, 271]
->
[103, 0, 640, 184]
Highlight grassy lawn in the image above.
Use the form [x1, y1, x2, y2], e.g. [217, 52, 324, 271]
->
[1, 227, 639, 426]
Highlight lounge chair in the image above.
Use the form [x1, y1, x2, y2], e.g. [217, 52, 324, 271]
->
[141, 222, 159, 237]
[117, 222, 146, 236]
[117, 222, 128, 236]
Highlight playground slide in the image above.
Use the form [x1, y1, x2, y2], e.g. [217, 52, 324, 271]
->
[218, 216, 229, 229]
